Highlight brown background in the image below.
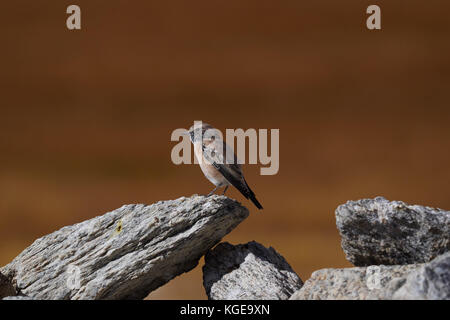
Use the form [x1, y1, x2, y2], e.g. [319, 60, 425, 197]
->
[1, 1, 449, 299]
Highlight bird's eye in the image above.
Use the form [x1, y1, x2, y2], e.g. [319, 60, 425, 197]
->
[211, 136, 215, 141]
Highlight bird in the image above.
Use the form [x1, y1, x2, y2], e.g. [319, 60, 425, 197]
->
[185, 122, 263, 210]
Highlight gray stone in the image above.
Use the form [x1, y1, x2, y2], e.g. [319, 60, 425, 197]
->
[203, 241, 303, 300]
[0, 195, 248, 300]
[336, 196, 450, 266]
[392, 251, 450, 300]
[2, 295, 34, 300]
[290, 251, 450, 300]
[289, 264, 420, 300]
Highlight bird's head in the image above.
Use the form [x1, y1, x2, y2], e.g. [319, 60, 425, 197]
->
[185, 122, 215, 143]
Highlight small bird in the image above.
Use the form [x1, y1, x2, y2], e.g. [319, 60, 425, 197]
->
[185, 122, 263, 210]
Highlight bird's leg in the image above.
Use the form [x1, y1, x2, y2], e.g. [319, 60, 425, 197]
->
[207, 185, 219, 197]
[222, 186, 229, 195]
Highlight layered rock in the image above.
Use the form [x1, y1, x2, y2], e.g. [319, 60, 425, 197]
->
[1, 195, 248, 300]
[290, 251, 450, 300]
[336, 197, 450, 266]
[203, 241, 303, 300]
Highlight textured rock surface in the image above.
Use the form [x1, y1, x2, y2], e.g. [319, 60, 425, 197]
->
[0, 195, 249, 300]
[336, 197, 450, 266]
[392, 251, 450, 300]
[290, 251, 450, 300]
[203, 241, 303, 300]
[289, 264, 420, 300]
[2, 295, 34, 300]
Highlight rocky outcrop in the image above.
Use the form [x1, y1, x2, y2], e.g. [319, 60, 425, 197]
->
[391, 251, 450, 300]
[289, 264, 419, 300]
[290, 251, 450, 300]
[2, 295, 34, 300]
[2, 195, 448, 300]
[199, 197, 449, 301]
[289, 196, 450, 300]
[336, 197, 450, 266]
[203, 241, 303, 300]
[0, 195, 248, 300]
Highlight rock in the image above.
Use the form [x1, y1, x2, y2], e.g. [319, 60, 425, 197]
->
[336, 196, 450, 266]
[0, 271, 16, 299]
[202, 241, 303, 300]
[392, 251, 450, 300]
[0, 195, 249, 300]
[2, 295, 34, 300]
[289, 264, 420, 300]
[290, 251, 450, 300]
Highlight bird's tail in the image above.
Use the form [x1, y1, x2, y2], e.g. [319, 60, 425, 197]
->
[212, 161, 263, 210]
[243, 179, 263, 210]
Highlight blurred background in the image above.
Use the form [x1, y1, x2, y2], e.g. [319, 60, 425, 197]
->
[1, 1, 449, 299]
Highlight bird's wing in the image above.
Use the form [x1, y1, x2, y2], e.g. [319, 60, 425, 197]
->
[212, 160, 263, 209]
[202, 139, 242, 177]
[202, 139, 263, 209]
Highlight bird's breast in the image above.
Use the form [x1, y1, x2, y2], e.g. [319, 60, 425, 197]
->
[193, 142, 229, 186]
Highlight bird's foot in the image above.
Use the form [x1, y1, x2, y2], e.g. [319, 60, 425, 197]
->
[206, 186, 219, 197]
[222, 186, 229, 195]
